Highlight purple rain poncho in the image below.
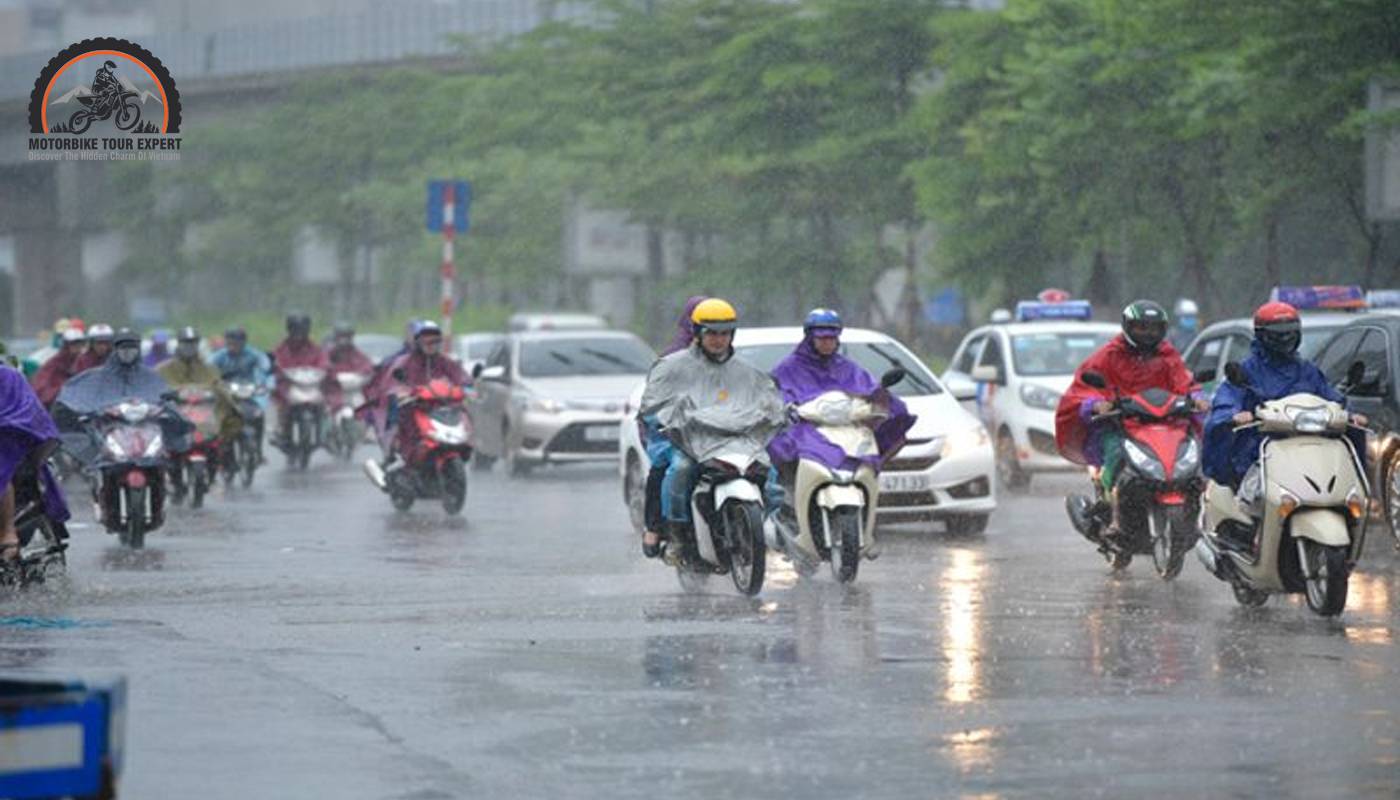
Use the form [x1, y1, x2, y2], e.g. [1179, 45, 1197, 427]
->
[662, 296, 707, 356]
[0, 365, 69, 523]
[767, 335, 916, 471]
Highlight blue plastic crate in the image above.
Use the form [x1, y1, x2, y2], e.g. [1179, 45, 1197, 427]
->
[0, 677, 125, 799]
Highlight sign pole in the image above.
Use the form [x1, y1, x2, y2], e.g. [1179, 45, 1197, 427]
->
[441, 183, 456, 353]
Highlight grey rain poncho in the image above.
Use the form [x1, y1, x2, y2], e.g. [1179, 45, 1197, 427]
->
[639, 344, 787, 464]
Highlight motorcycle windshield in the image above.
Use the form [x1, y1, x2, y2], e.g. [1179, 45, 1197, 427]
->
[667, 397, 783, 465]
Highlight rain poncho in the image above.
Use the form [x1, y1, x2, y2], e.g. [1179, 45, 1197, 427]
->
[211, 346, 273, 386]
[272, 338, 330, 406]
[767, 335, 915, 470]
[1203, 340, 1358, 487]
[1055, 335, 1196, 466]
[663, 296, 707, 357]
[640, 345, 786, 464]
[158, 356, 240, 442]
[31, 348, 83, 406]
[0, 366, 69, 524]
[54, 358, 170, 417]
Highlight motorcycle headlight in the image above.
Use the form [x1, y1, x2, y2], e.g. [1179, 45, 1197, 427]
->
[1019, 384, 1061, 411]
[941, 425, 990, 458]
[104, 432, 125, 458]
[1290, 407, 1330, 434]
[1175, 437, 1199, 476]
[430, 420, 467, 444]
[144, 433, 164, 459]
[1122, 439, 1166, 481]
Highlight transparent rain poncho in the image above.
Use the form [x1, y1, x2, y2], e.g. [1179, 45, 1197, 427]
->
[639, 345, 787, 464]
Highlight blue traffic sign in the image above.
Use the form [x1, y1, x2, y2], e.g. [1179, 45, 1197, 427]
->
[426, 180, 472, 233]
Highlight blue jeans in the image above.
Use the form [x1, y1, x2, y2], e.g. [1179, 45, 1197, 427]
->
[662, 451, 697, 523]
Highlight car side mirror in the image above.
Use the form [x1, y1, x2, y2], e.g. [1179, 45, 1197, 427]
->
[944, 373, 978, 402]
[1080, 371, 1107, 390]
[1192, 368, 1215, 385]
[1344, 360, 1366, 390]
[970, 365, 1001, 385]
[478, 365, 507, 382]
[471, 361, 485, 379]
[880, 368, 906, 389]
[1223, 362, 1247, 386]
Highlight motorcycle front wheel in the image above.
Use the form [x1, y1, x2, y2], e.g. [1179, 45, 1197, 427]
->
[1150, 505, 1197, 581]
[122, 487, 147, 549]
[240, 438, 258, 488]
[441, 457, 467, 515]
[115, 100, 141, 131]
[1300, 539, 1349, 617]
[827, 507, 862, 584]
[723, 501, 766, 596]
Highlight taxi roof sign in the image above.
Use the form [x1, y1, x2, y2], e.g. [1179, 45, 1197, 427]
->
[1015, 299, 1093, 322]
[1269, 285, 1367, 310]
[1367, 289, 1400, 309]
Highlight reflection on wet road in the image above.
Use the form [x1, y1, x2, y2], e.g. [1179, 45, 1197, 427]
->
[3, 461, 1399, 798]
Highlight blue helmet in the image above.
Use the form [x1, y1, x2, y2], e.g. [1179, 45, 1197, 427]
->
[803, 308, 843, 336]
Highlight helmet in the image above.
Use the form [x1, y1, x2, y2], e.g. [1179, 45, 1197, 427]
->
[1120, 300, 1169, 354]
[286, 313, 311, 337]
[224, 326, 247, 343]
[333, 321, 355, 338]
[112, 327, 140, 348]
[88, 324, 114, 342]
[61, 328, 86, 344]
[414, 320, 443, 339]
[1173, 298, 1199, 317]
[1253, 301, 1301, 357]
[803, 308, 843, 337]
[151, 329, 170, 344]
[103, 60, 116, 70]
[176, 325, 200, 343]
[691, 298, 738, 335]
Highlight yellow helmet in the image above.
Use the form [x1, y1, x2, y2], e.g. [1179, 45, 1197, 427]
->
[691, 298, 738, 333]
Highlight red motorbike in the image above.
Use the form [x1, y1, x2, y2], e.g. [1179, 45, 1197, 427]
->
[167, 386, 225, 510]
[383, 378, 473, 515]
[1066, 372, 1204, 578]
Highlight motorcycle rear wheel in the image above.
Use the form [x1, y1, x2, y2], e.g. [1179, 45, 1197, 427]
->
[441, 457, 467, 515]
[724, 501, 766, 596]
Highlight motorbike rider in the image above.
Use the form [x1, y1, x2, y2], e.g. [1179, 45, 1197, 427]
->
[1203, 301, 1367, 548]
[1056, 300, 1208, 539]
[1169, 298, 1200, 352]
[324, 321, 375, 411]
[362, 321, 468, 488]
[210, 326, 273, 461]
[0, 363, 71, 567]
[767, 308, 916, 514]
[638, 296, 707, 556]
[145, 329, 172, 367]
[270, 313, 330, 450]
[158, 326, 242, 451]
[91, 60, 121, 114]
[638, 298, 786, 560]
[73, 324, 114, 374]
[31, 327, 88, 407]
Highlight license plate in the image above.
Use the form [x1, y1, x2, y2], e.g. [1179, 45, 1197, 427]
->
[880, 473, 929, 492]
[583, 425, 619, 442]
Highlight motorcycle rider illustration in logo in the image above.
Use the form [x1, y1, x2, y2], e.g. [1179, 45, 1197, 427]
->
[67, 59, 142, 134]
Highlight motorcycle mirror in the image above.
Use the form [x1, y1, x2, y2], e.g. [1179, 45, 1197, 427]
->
[1080, 371, 1107, 390]
[1223, 362, 1247, 386]
[391, 368, 407, 383]
[471, 362, 484, 380]
[880, 367, 906, 389]
[160, 390, 179, 403]
[1345, 360, 1366, 390]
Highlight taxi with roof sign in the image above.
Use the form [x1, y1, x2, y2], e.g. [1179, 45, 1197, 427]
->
[1182, 285, 1400, 392]
[942, 294, 1118, 492]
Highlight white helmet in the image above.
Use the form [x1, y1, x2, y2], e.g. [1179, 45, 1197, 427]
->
[61, 328, 86, 344]
[1173, 298, 1199, 317]
[88, 323, 115, 341]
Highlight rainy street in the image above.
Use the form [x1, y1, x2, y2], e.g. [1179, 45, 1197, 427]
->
[2, 460, 1398, 799]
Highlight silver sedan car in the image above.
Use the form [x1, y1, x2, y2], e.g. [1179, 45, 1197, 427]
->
[469, 330, 656, 475]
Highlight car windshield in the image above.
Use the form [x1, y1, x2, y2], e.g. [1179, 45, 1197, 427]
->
[1011, 332, 1115, 376]
[1300, 325, 1343, 358]
[735, 341, 941, 397]
[519, 337, 655, 377]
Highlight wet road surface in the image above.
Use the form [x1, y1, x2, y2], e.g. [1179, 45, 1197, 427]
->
[4, 457, 1399, 798]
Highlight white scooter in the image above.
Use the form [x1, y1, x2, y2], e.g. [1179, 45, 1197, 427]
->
[767, 368, 905, 584]
[671, 442, 771, 596]
[1195, 363, 1372, 617]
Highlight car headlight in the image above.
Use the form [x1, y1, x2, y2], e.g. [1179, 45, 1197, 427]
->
[941, 425, 990, 458]
[529, 396, 564, 413]
[1122, 439, 1166, 481]
[1019, 384, 1061, 411]
[1175, 437, 1199, 476]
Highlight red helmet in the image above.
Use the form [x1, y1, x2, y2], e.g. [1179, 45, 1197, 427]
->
[1253, 301, 1301, 357]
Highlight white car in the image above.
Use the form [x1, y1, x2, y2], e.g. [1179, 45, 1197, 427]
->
[942, 304, 1118, 492]
[619, 326, 996, 535]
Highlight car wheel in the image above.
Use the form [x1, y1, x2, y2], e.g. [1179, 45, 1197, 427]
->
[945, 513, 989, 536]
[995, 430, 1030, 493]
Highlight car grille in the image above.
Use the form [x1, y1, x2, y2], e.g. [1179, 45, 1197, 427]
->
[1028, 428, 1059, 455]
[886, 454, 941, 472]
[545, 423, 618, 455]
[880, 491, 938, 509]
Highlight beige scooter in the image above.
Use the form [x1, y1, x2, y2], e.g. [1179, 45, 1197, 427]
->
[1195, 363, 1371, 617]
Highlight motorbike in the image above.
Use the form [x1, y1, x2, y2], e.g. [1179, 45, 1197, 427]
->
[0, 440, 68, 589]
[1195, 362, 1371, 617]
[166, 386, 224, 510]
[281, 367, 327, 471]
[81, 398, 170, 549]
[1065, 371, 1205, 578]
[376, 377, 473, 515]
[766, 369, 905, 584]
[225, 380, 267, 489]
[663, 404, 780, 597]
[68, 89, 141, 135]
[328, 371, 370, 462]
